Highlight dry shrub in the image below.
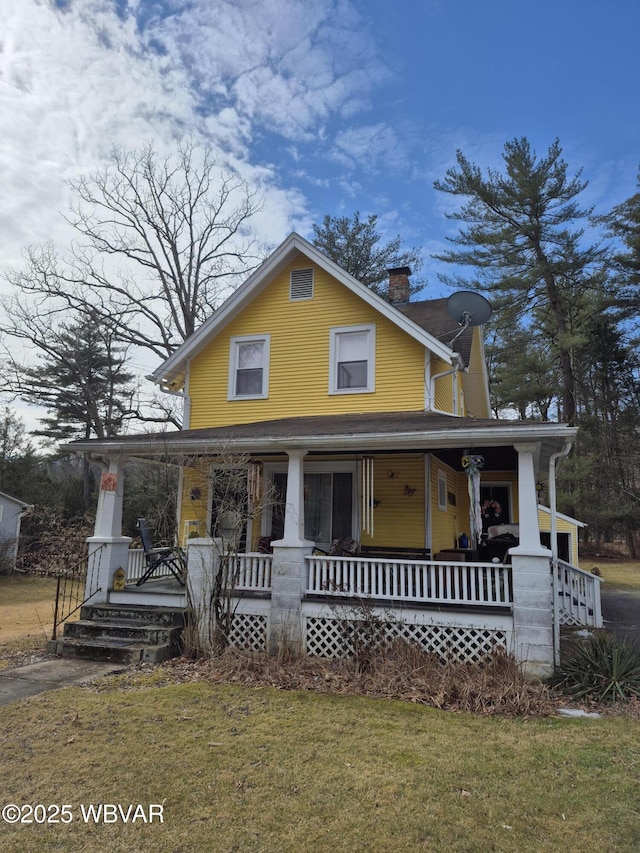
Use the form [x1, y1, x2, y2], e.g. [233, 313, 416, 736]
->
[163, 640, 558, 717]
[17, 508, 95, 576]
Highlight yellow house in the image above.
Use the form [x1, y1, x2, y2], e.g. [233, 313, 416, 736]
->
[63, 233, 601, 676]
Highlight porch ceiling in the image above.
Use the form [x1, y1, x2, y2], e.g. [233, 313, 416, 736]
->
[65, 411, 576, 475]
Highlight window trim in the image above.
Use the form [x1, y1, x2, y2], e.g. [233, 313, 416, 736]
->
[227, 334, 271, 400]
[263, 460, 357, 550]
[437, 470, 447, 512]
[329, 324, 376, 395]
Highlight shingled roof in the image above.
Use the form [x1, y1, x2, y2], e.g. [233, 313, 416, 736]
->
[397, 298, 474, 367]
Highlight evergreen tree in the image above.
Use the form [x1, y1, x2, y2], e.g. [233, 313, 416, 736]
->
[433, 138, 605, 422]
[20, 313, 136, 443]
[17, 313, 137, 507]
[312, 212, 424, 296]
[600, 168, 640, 320]
[560, 313, 640, 556]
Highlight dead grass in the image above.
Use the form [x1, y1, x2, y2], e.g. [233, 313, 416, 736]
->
[147, 642, 560, 717]
[581, 559, 640, 590]
[1, 680, 639, 852]
[0, 574, 59, 643]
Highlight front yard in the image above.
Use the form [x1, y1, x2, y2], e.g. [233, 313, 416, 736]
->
[1, 570, 640, 851]
[1, 679, 639, 852]
[0, 575, 59, 666]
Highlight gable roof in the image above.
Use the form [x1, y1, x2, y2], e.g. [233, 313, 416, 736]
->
[538, 504, 587, 528]
[150, 232, 458, 390]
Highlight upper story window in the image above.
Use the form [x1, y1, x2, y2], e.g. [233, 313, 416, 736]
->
[228, 335, 270, 400]
[329, 325, 375, 394]
[290, 268, 314, 300]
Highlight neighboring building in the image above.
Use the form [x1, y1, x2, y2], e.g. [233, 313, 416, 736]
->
[65, 233, 601, 675]
[0, 490, 31, 569]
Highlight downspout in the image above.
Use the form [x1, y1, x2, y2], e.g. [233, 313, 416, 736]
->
[549, 439, 573, 669]
[425, 353, 464, 416]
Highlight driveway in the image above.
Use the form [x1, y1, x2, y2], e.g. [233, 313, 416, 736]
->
[600, 586, 640, 643]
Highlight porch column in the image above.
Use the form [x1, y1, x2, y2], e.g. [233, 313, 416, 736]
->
[510, 442, 554, 678]
[185, 537, 222, 652]
[85, 456, 132, 605]
[268, 449, 314, 656]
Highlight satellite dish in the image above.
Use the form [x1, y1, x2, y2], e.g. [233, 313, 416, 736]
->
[446, 291, 493, 327]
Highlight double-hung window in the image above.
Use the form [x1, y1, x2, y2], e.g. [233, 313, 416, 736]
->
[228, 335, 270, 399]
[329, 325, 375, 394]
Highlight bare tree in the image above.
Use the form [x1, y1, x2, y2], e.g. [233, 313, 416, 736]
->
[182, 451, 275, 657]
[4, 139, 264, 361]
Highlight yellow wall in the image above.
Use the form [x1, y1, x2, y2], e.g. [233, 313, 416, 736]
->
[430, 460, 459, 553]
[187, 258, 430, 428]
[360, 455, 426, 549]
[538, 509, 580, 564]
[462, 328, 491, 419]
[179, 464, 210, 542]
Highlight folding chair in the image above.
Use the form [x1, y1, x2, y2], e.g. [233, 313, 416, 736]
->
[135, 517, 186, 586]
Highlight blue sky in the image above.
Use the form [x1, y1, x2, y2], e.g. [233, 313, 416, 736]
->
[1, 0, 638, 295]
[0, 0, 639, 429]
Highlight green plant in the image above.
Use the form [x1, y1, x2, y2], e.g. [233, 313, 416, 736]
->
[554, 632, 640, 703]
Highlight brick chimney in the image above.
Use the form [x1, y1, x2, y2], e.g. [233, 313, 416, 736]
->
[387, 266, 411, 305]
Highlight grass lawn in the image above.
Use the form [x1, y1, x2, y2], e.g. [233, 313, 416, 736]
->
[580, 560, 640, 591]
[1, 679, 639, 853]
[0, 575, 60, 657]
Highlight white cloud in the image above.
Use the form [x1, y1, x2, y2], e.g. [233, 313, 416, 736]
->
[0, 0, 384, 278]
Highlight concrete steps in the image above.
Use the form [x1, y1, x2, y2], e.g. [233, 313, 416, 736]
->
[47, 603, 188, 665]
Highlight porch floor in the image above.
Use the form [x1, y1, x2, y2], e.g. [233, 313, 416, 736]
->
[109, 576, 187, 608]
[123, 577, 185, 594]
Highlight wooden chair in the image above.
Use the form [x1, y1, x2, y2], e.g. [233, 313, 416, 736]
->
[135, 517, 186, 586]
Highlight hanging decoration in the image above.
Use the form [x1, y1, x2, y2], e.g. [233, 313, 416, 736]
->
[247, 460, 263, 506]
[461, 452, 484, 547]
[362, 456, 375, 536]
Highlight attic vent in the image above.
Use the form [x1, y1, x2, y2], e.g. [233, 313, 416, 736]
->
[290, 268, 314, 300]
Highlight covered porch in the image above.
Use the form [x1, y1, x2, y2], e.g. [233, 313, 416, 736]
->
[70, 411, 594, 676]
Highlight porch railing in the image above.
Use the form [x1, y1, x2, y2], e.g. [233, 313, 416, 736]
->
[232, 553, 273, 591]
[126, 548, 176, 583]
[126, 548, 273, 592]
[52, 544, 103, 640]
[305, 555, 512, 608]
[556, 559, 603, 628]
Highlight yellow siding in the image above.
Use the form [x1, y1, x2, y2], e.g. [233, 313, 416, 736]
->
[462, 328, 491, 419]
[188, 258, 429, 428]
[360, 455, 426, 549]
[179, 465, 209, 543]
[431, 460, 459, 553]
[539, 509, 580, 564]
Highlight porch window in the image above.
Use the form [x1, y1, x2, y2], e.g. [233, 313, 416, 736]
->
[271, 471, 353, 549]
[228, 335, 270, 399]
[329, 325, 375, 394]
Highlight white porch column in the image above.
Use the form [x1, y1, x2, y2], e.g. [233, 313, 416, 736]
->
[268, 449, 313, 655]
[510, 442, 554, 678]
[185, 537, 221, 652]
[85, 457, 132, 605]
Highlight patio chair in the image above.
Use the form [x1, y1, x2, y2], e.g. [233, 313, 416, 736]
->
[135, 517, 186, 586]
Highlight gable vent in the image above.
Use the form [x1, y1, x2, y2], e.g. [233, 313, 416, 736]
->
[290, 268, 314, 300]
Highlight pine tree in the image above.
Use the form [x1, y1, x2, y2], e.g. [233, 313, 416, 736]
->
[433, 138, 605, 422]
[312, 212, 424, 296]
[21, 313, 136, 443]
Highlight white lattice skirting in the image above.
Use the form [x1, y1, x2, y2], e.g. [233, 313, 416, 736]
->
[227, 613, 268, 651]
[304, 616, 508, 664]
